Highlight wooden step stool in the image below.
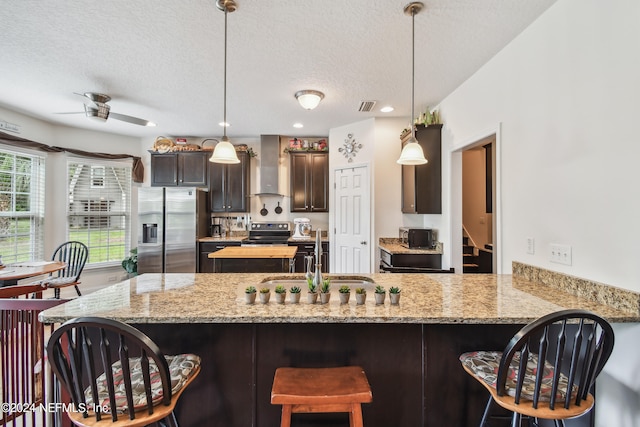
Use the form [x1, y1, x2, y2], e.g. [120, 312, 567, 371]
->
[271, 366, 373, 427]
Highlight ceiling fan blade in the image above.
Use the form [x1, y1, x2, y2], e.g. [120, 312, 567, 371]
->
[109, 112, 155, 127]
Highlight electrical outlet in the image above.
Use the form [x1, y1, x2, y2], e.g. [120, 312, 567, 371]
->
[108, 275, 119, 282]
[550, 244, 572, 265]
[526, 237, 535, 254]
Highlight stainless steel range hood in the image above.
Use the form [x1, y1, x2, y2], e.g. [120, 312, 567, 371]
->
[254, 135, 283, 196]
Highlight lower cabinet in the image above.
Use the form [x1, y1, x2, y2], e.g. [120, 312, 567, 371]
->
[379, 248, 445, 273]
[198, 241, 241, 273]
[288, 241, 329, 273]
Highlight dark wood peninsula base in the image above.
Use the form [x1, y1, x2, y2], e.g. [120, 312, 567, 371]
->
[134, 322, 523, 427]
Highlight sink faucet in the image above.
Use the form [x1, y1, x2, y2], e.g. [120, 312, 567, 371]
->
[312, 229, 323, 290]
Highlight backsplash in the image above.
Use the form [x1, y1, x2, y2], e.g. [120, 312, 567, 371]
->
[512, 262, 640, 314]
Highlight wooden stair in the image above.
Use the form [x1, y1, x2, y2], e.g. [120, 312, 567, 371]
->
[462, 236, 479, 273]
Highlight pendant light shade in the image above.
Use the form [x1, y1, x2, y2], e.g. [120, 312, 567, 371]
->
[210, 0, 240, 164]
[210, 136, 240, 164]
[397, 136, 428, 165]
[397, 2, 428, 166]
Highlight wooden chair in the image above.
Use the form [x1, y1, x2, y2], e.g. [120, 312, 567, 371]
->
[42, 241, 88, 298]
[271, 366, 372, 427]
[46, 317, 201, 427]
[459, 309, 615, 427]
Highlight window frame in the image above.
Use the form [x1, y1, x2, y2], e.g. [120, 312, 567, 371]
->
[66, 157, 132, 268]
[0, 145, 46, 264]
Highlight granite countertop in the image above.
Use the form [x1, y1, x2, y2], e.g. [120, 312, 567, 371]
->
[39, 269, 640, 325]
[379, 238, 443, 255]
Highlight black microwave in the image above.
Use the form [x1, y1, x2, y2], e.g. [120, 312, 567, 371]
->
[399, 227, 436, 249]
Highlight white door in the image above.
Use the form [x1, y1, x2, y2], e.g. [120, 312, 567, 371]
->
[334, 165, 370, 273]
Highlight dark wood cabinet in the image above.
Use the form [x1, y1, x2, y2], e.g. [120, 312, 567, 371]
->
[289, 152, 328, 212]
[150, 152, 209, 187]
[401, 124, 442, 214]
[288, 241, 329, 273]
[197, 241, 242, 272]
[208, 151, 250, 213]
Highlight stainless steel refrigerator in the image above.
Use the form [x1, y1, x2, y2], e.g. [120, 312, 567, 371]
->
[138, 187, 208, 273]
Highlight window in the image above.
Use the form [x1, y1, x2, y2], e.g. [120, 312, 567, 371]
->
[0, 147, 45, 263]
[67, 159, 131, 266]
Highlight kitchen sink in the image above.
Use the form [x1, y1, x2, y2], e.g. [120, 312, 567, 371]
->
[258, 275, 375, 291]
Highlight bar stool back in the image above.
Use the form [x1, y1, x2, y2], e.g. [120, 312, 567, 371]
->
[459, 309, 614, 427]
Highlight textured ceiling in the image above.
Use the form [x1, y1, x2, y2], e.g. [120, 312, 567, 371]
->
[0, 0, 556, 141]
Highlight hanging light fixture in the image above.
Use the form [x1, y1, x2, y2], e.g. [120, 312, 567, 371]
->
[295, 90, 325, 110]
[210, 0, 240, 164]
[397, 2, 428, 165]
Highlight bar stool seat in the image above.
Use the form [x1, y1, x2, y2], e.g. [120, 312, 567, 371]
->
[271, 366, 372, 427]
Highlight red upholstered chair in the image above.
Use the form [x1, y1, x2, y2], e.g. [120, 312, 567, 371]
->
[460, 309, 614, 427]
[46, 317, 201, 427]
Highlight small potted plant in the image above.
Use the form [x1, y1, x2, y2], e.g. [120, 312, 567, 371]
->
[274, 284, 286, 304]
[355, 287, 367, 305]
[374, 285, 386, 305]
[289, 286, 301, 304]
[121, 248, 138, 278]
[389, 286, 401, 305]
[320, 277, 331, 304]
[307, 277, 318, 304]
[245, 286, 257, 304]
[259, 287, 271, 304]
[338, 285, 351, 304]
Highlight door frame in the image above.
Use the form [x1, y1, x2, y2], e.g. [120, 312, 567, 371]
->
[450, 123, 502, 274]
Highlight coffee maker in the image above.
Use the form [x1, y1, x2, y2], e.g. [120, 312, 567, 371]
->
[292, 218, 312, 239]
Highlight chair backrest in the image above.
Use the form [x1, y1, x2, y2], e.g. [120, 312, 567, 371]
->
[51, 241, 88, 281]
[46, 317, 173, 423]
[496, 309, 614, 410]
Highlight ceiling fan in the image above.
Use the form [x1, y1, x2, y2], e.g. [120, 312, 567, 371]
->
[57, 92, 156, 127]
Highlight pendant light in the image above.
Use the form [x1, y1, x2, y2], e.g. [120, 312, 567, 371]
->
[210, 0, 240, 164]
[397, 2, 428, 165]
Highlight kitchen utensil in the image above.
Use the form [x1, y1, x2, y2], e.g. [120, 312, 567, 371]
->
[275, 202, 283, 214]
[260, 204, 268, 216]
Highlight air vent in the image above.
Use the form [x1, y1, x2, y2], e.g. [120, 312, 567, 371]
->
[358, 100, 377, 112]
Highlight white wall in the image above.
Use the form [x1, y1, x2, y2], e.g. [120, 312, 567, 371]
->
[439, 0, 640, 292]
[436, 1, 640, 423]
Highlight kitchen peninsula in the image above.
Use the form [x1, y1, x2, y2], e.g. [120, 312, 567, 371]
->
[40, 265, 639, 427]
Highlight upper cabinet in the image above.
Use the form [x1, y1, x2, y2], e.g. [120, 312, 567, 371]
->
[209, 150, 250, 213]
[401, 124, 442, 214]
[150, 152, 209, 187]
[289, 151, 329, 212]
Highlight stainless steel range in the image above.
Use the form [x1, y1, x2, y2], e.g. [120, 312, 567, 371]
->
[241, 221, 290, 246]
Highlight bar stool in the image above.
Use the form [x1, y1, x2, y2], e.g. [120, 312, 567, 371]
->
[271, 366, 372, 427]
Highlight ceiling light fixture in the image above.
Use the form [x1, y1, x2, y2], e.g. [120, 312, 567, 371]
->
[397, 2, 428, 165]
[210, 0, 240, 164]
[295, 90, 325, 110]
[380, 106, 394, 113]
[293, 123, 304, 128]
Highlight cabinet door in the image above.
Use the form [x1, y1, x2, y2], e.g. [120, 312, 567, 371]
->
[208, 163, 225, 212]
[290, 153, 309, 212]
[401, 162, 417, 213]
[309, 153, 328, 212]
[225, 151, 249, 212]
[198, 241, 241, 272]
[151, 154, 178, 187]
[179, 152, 209, 187]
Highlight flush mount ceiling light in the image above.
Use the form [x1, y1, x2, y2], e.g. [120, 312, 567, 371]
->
[295, 90, 325, 110]
[210, 0, 240, 164]
[397, 2, 428, 165]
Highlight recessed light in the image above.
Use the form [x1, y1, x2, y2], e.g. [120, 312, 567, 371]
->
[293, 123, 304, 128]
[218, 122, 230, 127]
[380, 106, 394, 113]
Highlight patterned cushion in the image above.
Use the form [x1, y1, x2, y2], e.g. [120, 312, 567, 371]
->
[42, 277, 77, 288]
[460, 350, 576, 402]
[84, 353, 200, 413]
